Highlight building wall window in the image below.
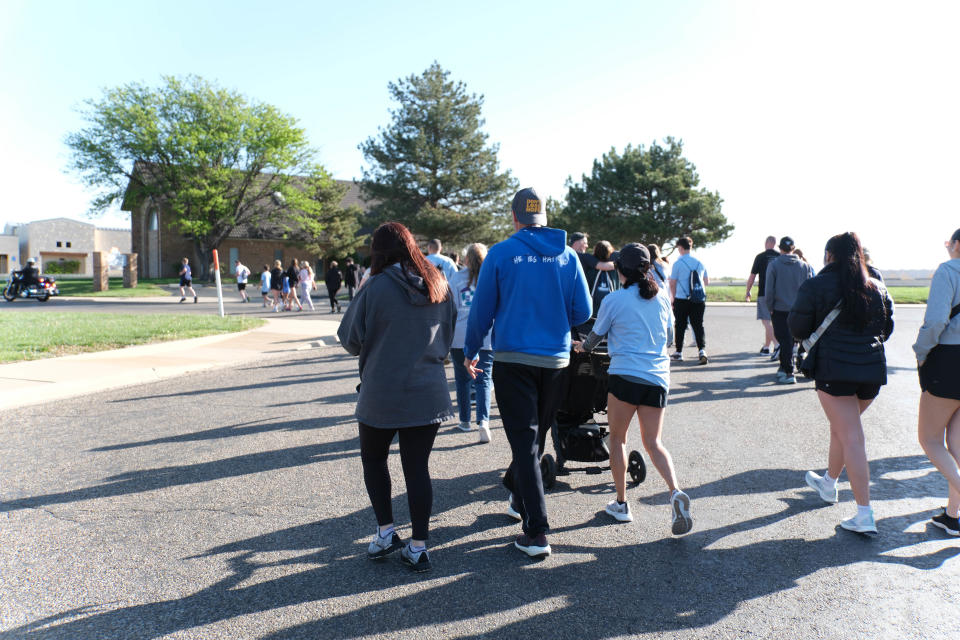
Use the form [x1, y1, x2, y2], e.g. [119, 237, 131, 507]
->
[56, 241, 62, 247]
[149, 209, 159, 231]
[274, 249, 283, 262]
[229, 247, 239, 266]
[66, 242, 71, 248]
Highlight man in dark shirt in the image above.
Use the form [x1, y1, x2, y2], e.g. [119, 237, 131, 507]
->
[745, 236, 780, 356]
[569, 232, 614, 313]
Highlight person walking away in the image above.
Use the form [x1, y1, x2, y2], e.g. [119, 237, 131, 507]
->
[591, 241, 617, 311]
[260, 265, 271, 307]
[648, 244, 669, 288]
[746, 236, 780, 356]
[325, 261, 343, 313]
[299, 260, 315, 311]
[270, 260, 284, 311]
[914, 228, 960, 536]
[790, 232, 894, 536]
[234, 260, 251, 303]
[338, 222, 456, 572]
[764, 237, 814, 384]
[343, 257, 359, 300]
[862, 247, 884, 282]
[449, 243, 494, 443]
[285, 259, 302, 311]
[574, 243, 692, 534]
[179, 257, 198, 303]
[464, 187, 592, 559]
[669, 237, 709, 364]
[570, 232, 615, 294]
[425, 238, 458, 281]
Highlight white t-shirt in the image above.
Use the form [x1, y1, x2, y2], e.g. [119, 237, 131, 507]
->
[426, 253, 459, 281]
[235, 263, 250, 283]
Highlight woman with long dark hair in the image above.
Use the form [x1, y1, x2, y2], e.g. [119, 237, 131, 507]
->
[575, 243, 691, 534]
[789, 232, 894, 535]
[914, 227, 960, 536]
[337, 222, 456, 572]
[449, 243, 494, 443]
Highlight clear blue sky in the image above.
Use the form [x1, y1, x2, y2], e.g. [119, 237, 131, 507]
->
[1, 0, 957, 276]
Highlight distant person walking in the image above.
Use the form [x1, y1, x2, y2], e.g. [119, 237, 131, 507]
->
[914, 227, 960, 537]
[325, 261, 343, 313]
[270, 260, 284, 311]
[343, 257, 359, 300]
[669, 236, 709, 364]
[863, 247, 884, 282]
[179, 257, 197, 303]
[234, 260, 251, 303]
[449, 243, 494, 443]
[338, 221, 456, 573]
[425, 238, 458, 281]
[791, 232, 894, 536]
[590, 240, 617, 311]
[285, 259, 303, 311]
[746, 236, 780, 356]
[574, 243, 692, 534]
[464, 188, 592, 559]
[570, 232, 615, 292]
[299, 260, 315, 311]
[260, 264, 271, 306]
[764, 236, 814, 384]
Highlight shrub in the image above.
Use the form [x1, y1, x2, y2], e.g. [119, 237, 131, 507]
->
[45, 260, 81, 274]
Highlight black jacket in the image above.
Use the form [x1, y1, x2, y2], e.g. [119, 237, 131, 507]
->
[325, 267, 342, 290]
[270, 268, 283, 290]
[286, 266, 300, 286]
[344, 264, 359, 287]
[788, 263, 894, 384]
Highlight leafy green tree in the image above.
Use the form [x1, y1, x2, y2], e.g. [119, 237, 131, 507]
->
[284, 166, 366, 260]
[559, 138, 733, 252]
[360, 62, 518, 246]
[66, 75, 352, 275]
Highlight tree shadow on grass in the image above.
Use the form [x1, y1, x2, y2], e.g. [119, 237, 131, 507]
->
[5, 456, 956, 640]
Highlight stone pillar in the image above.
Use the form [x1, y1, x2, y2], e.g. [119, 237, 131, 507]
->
[123, 253, 138, 288]
[92, 252, 109, 292]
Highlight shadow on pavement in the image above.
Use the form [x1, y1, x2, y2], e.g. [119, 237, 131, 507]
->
[5, 456, 957, 640]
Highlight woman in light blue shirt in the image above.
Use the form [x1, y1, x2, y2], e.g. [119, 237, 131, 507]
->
[576, 243, 692, 535]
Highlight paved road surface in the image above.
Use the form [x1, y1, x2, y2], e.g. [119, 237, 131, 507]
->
[1, 307, 957, 639]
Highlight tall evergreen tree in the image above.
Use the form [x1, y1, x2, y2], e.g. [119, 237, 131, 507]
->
[360, 62, 517, 246]
[557, 138, 733, 252]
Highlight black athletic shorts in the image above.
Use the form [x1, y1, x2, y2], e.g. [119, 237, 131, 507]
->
[919, 344, 960, 401]
[815, 380, 881, 400]
[237, 282, 246, 291]
[608, 375, 667, 408]
[180, 277, 192, 287]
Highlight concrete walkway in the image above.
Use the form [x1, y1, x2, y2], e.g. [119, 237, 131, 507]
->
[0, 317, 342, 411]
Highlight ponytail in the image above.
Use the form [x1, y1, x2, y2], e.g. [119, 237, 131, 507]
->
[620, 263, 659, 300]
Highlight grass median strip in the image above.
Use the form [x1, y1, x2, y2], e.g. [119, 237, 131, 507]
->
[52, 278, 173, 297]
[705, 285, 928, 304]
[0, 313, 265, 363]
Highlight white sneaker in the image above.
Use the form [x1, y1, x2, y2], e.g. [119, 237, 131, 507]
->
[506, 493, 522, 521]
[670, 352, 683, 361]
[698, 349, 708, 365]
[671, 490, 693, 535]
[840, 509, 877, 535]
[605, 500, 633, 522]
[805, 471, 839, 504]
[478, 421, 491, 443]
[456, 421, 472, 432]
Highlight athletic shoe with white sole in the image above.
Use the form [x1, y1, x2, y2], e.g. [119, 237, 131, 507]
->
[478, 421, 491, 443]
[804, 470, 839, 504]
[698, 350, 709, 365]
[456, 421, 472, 432]
[367, 529, 403, 559]
[400, 544, 431, 572]
[840, 510, 878, 535]
[671, 490, 693, 535]
[931, 508, 960, 536]
[605, 500, 633, 522]
[506, 494, 522, 521]
[515, 533, 551, 558]
[670, 352, 683, 361]
[769, 345, 781, 361]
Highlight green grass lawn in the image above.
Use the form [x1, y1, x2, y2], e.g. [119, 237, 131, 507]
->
[705, 285, 929, 304]
[0, 313, 265, 363]
[48, 278, 173, 297]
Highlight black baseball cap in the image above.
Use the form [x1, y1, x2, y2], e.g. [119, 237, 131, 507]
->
[779, 236, 795, 251]
[616, 243, 650, 271]
[511, 188, 547, 226]
[569, 232, 587, 244]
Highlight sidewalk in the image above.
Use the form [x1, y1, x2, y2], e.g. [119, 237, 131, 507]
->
[0, 317, 342, 411]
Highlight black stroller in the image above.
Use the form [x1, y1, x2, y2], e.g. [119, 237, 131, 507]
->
[539, 319, 647, 490]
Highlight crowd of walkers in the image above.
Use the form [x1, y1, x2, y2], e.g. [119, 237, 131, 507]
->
[334, 187, 960, 572]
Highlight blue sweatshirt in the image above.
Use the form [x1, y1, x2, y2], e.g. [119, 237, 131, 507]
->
[464, 227, 592, 364]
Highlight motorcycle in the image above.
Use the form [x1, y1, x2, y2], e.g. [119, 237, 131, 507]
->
[2, 271, 59, 302]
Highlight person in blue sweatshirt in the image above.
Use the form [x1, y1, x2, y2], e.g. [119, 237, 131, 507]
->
[463, 187, 592, 559]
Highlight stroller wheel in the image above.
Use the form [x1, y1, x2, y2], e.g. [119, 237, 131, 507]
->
[628, 450, 646, 485]
[540, 454, 557, 490]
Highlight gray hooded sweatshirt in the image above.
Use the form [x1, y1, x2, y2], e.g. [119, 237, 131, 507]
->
[765, 253, 815, 313]
[338, 264, 456, 428]
[913, 259, 960, 362]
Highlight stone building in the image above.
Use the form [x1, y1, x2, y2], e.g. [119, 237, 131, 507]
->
[0, 232, 18, 275]
[124, 178, 370, 279]
[1, 218, 131, 276]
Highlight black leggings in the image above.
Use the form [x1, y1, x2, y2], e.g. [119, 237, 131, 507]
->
[327, 286, 340, 309]
[358, 422, 439, 540]
[673, 299, 706, 350]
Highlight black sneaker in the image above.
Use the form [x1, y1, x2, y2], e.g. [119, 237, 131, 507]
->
[194, 295, 198, 303]
[179, 297, 186, 303]
[931, 508, 960, 536]
[760, 347, 771, 355]
[400, 543, 432, 572]
[515, 533, 551, 558]
[769, 345, 780, 361]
